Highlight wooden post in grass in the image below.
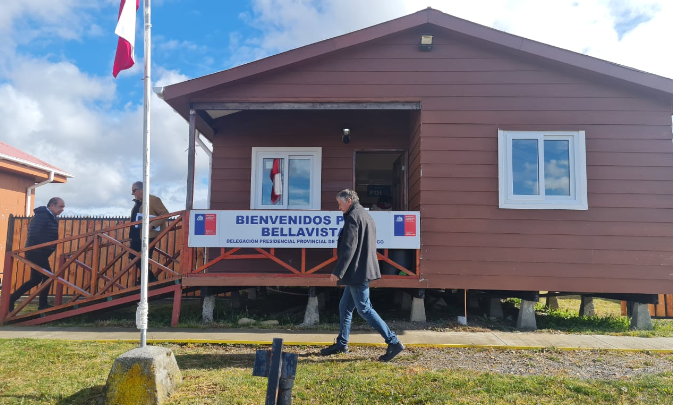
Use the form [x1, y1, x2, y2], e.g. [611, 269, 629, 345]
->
[253, 338, 298, 405]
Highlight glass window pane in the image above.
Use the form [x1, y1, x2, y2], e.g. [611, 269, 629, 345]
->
[262, 158, 283, 205]
[288, 158, 311, 206]
[512, 139, 539, 195]
[544, 140, 571, 196]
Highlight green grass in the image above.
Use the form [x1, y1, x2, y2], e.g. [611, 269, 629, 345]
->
[6, 289, 673, 337]
[0, 339, 671, 404]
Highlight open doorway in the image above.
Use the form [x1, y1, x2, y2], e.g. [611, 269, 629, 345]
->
[354, 151, 407, 211]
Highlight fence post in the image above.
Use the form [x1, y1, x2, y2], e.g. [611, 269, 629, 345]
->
[0, 252, 14, 324]
[55, 254, 66, 306]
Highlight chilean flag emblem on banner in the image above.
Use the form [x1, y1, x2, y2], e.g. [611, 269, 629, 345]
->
[194, 213, 217, 235]
[394, 215, 417, 237]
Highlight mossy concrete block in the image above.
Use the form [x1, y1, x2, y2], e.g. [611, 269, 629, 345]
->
[101, 346, 182, 405]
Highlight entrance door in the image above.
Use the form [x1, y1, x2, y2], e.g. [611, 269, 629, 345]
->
[354, 151, 407, 211]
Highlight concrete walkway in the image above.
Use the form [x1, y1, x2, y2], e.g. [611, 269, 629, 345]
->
[1, 326, 672, 352]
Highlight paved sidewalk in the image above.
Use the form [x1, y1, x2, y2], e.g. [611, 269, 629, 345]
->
[1, 326, 672, 352]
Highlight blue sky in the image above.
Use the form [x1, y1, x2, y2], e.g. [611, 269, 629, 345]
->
[1, 0, 671, 216]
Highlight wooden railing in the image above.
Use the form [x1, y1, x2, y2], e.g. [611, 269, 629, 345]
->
[0, 211, 186, 325]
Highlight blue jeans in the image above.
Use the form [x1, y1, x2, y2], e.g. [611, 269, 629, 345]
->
[336, 281, 399, 347]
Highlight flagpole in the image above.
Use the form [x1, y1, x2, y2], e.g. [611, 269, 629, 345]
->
[138, 0, 152, 348]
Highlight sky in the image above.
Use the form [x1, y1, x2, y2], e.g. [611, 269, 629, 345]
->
[1, 0, 671, 217]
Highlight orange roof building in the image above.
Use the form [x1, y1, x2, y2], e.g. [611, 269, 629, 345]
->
[0, 141, 72, 282]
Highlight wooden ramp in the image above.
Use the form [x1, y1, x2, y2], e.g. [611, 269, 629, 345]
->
[1, 212, 188, 326]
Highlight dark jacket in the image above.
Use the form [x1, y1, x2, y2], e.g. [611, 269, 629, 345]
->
[25, 206, 59, 254]
[332, 202, 381, 285]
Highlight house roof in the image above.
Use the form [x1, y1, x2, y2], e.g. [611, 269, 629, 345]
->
[0, 141, 73, 181]
[162, 7, 673, 135]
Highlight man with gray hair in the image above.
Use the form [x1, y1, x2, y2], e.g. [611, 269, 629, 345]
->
[129, 181, 168, 284]
[320, 189, 404, 361]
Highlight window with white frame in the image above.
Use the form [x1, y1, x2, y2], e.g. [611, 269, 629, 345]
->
[498, 130, 587, 210]
[250, 147, 322, 209]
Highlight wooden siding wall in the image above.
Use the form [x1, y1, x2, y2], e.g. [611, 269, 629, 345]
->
[0, 172, 33, 282]
[200, 27, 673, 294]
[211, 110, 410, 210]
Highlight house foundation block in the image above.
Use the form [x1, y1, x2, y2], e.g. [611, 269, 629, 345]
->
[489, 298, 503, 319]
[300, 296, 320, 327]
[202, 295, 215, 324]
[101, 346, 182, 405]
[545, 296, 559, 310]
[579, 296, 595, 317]
[401, 292, 412, 311]
[629, 302, 653, 330]
[516, 300, 537, 330]
[410, 297, 426, 322]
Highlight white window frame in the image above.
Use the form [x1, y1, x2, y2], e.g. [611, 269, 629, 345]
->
[250, 147, 322, 210]
[498, 130, 587, 210]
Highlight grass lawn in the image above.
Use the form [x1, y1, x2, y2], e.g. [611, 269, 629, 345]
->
[0, 339, 671, 405]
[5, 289, 673, 337]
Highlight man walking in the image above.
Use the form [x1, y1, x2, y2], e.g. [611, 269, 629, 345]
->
[9, 197, 65, 311]
[321, 189, 404, 362]
[129, 181, 169, 284]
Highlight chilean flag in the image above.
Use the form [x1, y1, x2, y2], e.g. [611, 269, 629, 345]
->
[112, 0, 139, 78]
[270, 158, 282, 204]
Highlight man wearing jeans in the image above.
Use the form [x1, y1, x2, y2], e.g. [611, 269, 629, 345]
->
[320, 189, 404, 362]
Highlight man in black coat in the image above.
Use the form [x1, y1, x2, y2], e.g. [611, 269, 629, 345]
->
[9, 197, 65, 311]
[320, 189, 404, 362]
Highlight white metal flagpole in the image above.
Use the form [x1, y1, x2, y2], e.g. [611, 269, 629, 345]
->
[137, 0, 152, 347]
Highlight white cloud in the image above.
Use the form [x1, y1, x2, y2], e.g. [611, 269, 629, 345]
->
[233, 0, 672, 79]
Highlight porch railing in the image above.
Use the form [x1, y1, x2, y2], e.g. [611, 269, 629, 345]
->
[0, 211, 186, 325]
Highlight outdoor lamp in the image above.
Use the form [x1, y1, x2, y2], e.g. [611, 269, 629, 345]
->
[342, 128, 351, 144]
[419, 34, 434, 51]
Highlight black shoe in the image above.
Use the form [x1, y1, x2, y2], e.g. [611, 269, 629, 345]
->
[378, 342, 405, 362]
[9, 300, 15, 312]
[320, 343, 348, 356]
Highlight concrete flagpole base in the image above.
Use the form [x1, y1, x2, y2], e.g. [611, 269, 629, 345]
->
[101, 346, 182, 405]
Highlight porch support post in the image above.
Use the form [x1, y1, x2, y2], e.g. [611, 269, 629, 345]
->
[186, 106, 196, 210]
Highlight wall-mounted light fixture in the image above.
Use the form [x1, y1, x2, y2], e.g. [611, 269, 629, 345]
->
[342, 128, 351, 144]
[419, 34, 434, 51]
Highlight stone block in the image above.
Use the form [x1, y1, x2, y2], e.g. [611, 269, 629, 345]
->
[630, 302, 653, 330]
[489, 298, 503, 319]
[516, 300, 537, 330]
[299, 296, 319, 327]
[410, 297, 426, 323]
[202, 295, 215, 324]
[579, 296, 595, 317]
[101, 346, 182, 405]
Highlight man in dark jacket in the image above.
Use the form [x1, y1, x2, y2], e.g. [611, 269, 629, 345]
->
[320, 189, 404, 362]
[9, 197, 65, 311]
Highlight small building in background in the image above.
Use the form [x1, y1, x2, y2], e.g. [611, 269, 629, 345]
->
[0, 141, 72, 284]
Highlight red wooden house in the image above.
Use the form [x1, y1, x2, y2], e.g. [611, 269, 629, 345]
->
[160, 8, 673, 297]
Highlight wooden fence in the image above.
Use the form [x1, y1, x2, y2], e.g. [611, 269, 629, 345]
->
[4, 214, 184, 296]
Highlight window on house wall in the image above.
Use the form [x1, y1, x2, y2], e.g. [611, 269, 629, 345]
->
[250, 147, 322, 209]
[498, 130, 587, 210]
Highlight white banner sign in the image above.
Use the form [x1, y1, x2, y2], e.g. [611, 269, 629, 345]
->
[189, 210, 420, 249]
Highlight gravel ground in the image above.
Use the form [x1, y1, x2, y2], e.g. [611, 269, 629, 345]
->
[184, 344, 673, 381]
